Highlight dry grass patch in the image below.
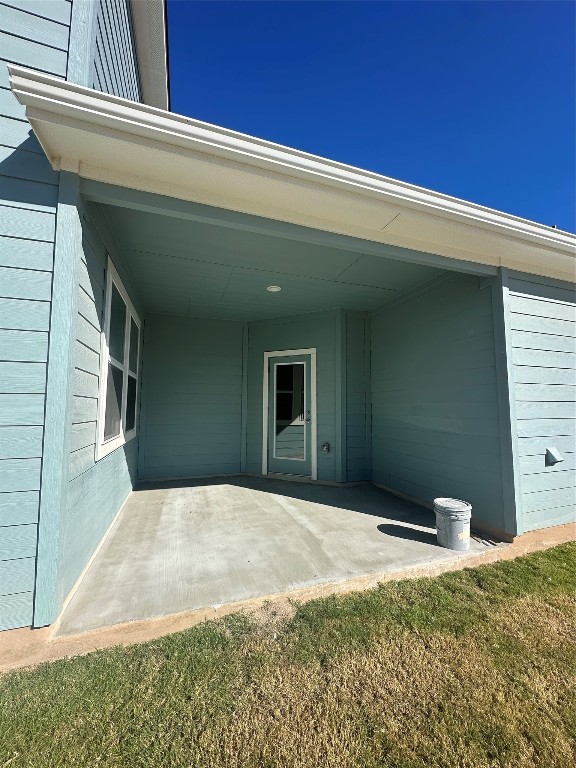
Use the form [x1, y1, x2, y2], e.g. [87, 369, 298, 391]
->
[1, 543, 575, 768]
[197, 601, 576, 768]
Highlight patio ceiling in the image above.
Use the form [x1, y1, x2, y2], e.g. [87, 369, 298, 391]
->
[100, 202, 448, 320]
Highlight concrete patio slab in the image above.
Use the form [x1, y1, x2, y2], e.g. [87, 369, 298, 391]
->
[1, 519, 573, 673]
[56, 477, 491, 637]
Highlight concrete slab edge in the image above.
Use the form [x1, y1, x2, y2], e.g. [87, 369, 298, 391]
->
[1, 521, 573, 674]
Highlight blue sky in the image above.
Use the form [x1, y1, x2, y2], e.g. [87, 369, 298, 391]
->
[168, 1, 575, 233]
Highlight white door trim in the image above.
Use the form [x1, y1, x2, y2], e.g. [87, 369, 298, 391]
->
[262, 348, 317, 480]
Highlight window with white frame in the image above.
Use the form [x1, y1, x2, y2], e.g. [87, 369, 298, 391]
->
[97, 257, 141, 459]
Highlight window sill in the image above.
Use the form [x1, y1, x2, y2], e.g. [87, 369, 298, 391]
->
[96, 429, 137, 461]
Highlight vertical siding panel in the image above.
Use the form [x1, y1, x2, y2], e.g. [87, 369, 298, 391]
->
[101, 0, 124, 96]
[104, 0, 131, 99]
[91, 0, 141, 101]
[120, 0, 140, 101]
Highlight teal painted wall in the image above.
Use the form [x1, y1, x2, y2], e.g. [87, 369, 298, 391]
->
[246, 311, 340, 481]
[139, 310, 361, 484]
[506, 273, 576, 533]
[91, 0, 141, 102]
[0, 0, 147, 629]
[138, 315, 245, 480]
[0, 0, 71, 630]
[57, 202, 142, 607]
[370, 274, 508, 534]
[345, 311, 370, 482]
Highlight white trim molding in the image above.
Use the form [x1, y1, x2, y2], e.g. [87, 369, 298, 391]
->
[96, 257, 142, 460]
[8, 65, 576, 283]
[130, 0, 169, 110]
[262, 349, 318, 480]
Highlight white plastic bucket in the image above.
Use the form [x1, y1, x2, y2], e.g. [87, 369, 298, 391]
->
[434, 498, 472, 551]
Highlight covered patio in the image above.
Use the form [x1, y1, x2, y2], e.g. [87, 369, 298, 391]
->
[8, 69, 525, 633]
[57, 478, 491, 636]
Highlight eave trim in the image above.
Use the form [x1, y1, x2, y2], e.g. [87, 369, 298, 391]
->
[9, 65, 576, 281]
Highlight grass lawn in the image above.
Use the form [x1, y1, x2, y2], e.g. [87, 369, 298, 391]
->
[1, 543, 575, 768]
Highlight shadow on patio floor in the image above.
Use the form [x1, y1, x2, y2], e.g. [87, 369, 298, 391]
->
[57, 475, 491, 637]
[136, 474, 438, 533]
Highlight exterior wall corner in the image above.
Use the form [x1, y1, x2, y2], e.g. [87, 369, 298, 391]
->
[33, 171, 82, 627]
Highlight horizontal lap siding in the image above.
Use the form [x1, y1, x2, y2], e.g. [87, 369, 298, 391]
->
[508, 277, 576, 533]
[91, 0, 140, 101]
[139, 316, 244, 480]
[371, 274, 506, 532]
[246, 311, 337, 481]
[58, 208, 140, 606]
[346, 312, 369, 481]
[0, 0, 70, 630]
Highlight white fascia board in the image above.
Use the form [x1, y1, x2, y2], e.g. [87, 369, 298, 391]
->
[9, 65, 576, 282]
[130, 0, 169, 110]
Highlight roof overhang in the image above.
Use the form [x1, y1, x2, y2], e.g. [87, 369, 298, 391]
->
[9, 66, 576, 283]
[130, 0, 169, 110]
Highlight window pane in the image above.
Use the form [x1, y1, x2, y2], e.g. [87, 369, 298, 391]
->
[109, 283, 126, 363]
[129, 318, 139, 373]
[104, 363, 123, 440]
[125, 375, 137, 432]
[276, 365, 293, 391]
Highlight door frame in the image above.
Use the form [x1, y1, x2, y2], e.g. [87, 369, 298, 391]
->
[262, 348, 317, 479]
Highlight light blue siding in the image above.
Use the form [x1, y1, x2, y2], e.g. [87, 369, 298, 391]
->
[0, 0, 146, 630]
[138, 316, 245, 480]
[0, 1, 71, 26]
[371, 274, 508, 535]
[0, 491, 39, 527]
[56, 204, 141, 607]
[345, 311, 370, 481]
[0, 0, 71, 630]
[0, 425, 44, 458]
[0, 2, 69, 50]
[246, 311, 339, 481]
[91, 0, 141, 101]
[0, 32, 68, 75]
[507, 274, 576, 533]
[60, 440, 138, 602]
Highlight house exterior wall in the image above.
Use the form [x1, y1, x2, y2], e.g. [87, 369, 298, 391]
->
[370, 273, 509, 535]
[91, 0, 141, 101]
[55, 203, 141, 607]
[0, 0, 71, 631]
[345, 311, 370, 482]
[140, 309, 368, 485]
[246, 311, 341, 482]
[0, 2, 571, 635]
[138, 315, 245, 481]
[0, 0, 146, 628]
[505, 272, 576, 534]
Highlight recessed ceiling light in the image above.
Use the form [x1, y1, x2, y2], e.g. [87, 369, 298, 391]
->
[267, 285, 282, 292]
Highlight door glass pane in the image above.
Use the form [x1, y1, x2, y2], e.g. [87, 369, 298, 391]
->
[276, 364, 293, 391]
[109, 283, 126, 363]
[128, 317, 139, 373]
[274, 363, 305, 460]
[125, 374, 137, 432]
[104, 363, 123, 440]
